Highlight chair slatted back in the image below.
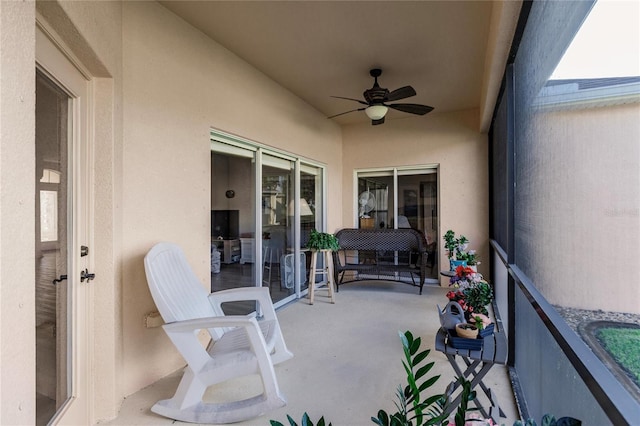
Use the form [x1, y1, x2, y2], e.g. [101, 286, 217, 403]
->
[144, 242, 216, 324]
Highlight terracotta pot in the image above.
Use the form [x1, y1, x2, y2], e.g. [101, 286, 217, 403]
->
[455, 323, 479, 339]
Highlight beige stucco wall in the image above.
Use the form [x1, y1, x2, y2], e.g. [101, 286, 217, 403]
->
[0, 2, 37, 423]
[341, 109, 490, 283]
[120, 1, 342, 397]
[527, 103, 640, 314]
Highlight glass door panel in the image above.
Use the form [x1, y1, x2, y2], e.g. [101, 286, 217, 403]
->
[357, 167, 439, 284]
[299, 164, 324, 290]
[35, 70, 70, 426]
[210, 148, 256, 315]
[357, 175, 392, 229]
[397, 171, 438, 281]
[262, 155, 294, 304]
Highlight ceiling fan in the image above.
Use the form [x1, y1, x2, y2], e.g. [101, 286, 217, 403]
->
[328, 69, 434, 125]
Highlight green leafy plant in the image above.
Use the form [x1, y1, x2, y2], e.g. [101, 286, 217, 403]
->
[443, 230, 458, 261]
[371, 331, 446, 426]
[462, 281, 493, 316]
[270, 413, 332, 426]
[306, 229, 340, 251]
[452, 377, 475, 426]
[443, 230, 478, 265]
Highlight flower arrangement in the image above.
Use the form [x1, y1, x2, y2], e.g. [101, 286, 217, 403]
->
[446, 265, 493, 316]
[443, 230, 479, 266]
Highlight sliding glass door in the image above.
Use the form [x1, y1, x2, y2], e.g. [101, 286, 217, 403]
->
[211, 132, 326, 307]
[356, 167, 439, 282]
[261, 154, 294, 304]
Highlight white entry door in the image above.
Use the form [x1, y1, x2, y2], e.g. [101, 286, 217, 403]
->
[35, 25, 94, 425]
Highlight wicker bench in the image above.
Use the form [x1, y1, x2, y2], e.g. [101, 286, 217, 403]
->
[331, 228, 430, 294]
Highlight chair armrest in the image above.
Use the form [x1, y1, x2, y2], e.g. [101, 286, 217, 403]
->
[207, 287, 278, 321]
[208, 286, 271, 304]
[162, 315, 259, 333]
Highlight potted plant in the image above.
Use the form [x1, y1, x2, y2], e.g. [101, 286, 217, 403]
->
[455, 322, 479, 339]
[463, 281, 493, 316]
[443, 230, 479, 271]
[306, 229, 339, 251]
[446, 265, 494, 317]
[470, 313, 494, 337]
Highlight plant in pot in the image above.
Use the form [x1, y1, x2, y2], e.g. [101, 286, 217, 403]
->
[306, 229, 340, 251]
[446, 265, 494, 321]
[463, 281, 493, 316]
[454, 322, 479, 339]
[443, 230, 478, 271]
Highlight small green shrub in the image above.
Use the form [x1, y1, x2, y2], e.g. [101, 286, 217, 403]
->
[371, 331, 446, 426]
[306, 229, 340, 251]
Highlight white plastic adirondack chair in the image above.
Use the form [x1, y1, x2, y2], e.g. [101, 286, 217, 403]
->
[144, 242, 293, 423]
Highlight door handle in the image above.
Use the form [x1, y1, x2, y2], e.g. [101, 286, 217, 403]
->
[80, 269, 96, 283]
[52, 274, 67, 285]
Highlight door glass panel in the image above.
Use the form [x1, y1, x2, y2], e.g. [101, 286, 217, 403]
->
[397, 172, 438, 281]
[358, 176, 392, 229]
[300, 164, 323, 290]
[35, 70, 70, 425]
[262, 155, 294, 304]
[210, 150, 256, 315]
[357, 168, 439, 284]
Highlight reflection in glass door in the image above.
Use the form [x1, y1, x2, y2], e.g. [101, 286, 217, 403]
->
[262, 155, 294, 305]
[35, 70, 70, 426]
[300, 164, 324, 290]
[357, 167, 439, 283]
[397, 171, 438, 281]
[210, 149, 256, 315]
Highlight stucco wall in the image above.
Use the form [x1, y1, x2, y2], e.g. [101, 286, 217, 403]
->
[120, 1, 342, 397]
[526, 103, 640, 314]
[0, 2, 36, 424]
[341, 110, 490, 283]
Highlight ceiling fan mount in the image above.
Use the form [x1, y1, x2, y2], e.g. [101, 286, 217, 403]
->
[328, 68, 434, 125]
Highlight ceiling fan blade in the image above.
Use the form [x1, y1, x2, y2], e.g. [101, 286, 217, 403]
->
[385, 86, 416, 102]
[327, 107, 365, 119]
[372, 116, 385, 126]
[388, 103, 434, 115]
[330, 95, 368, 106]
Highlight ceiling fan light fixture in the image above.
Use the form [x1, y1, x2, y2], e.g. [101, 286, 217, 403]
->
[365, 105, 388, 120]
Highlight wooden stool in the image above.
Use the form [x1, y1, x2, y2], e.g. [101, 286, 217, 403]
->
[308, 249, 336, 304]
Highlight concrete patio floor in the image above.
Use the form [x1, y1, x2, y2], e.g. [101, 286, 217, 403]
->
[104, 281, 518, 425]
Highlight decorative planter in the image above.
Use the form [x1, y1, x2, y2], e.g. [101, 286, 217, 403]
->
[448, 328, 483, 350]
[449, 259, 467, 271]
[478, 323, 495, 338]
[455, 323, 479, 339]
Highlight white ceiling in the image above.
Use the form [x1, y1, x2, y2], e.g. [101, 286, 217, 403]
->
[160, 1, 519, 128]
